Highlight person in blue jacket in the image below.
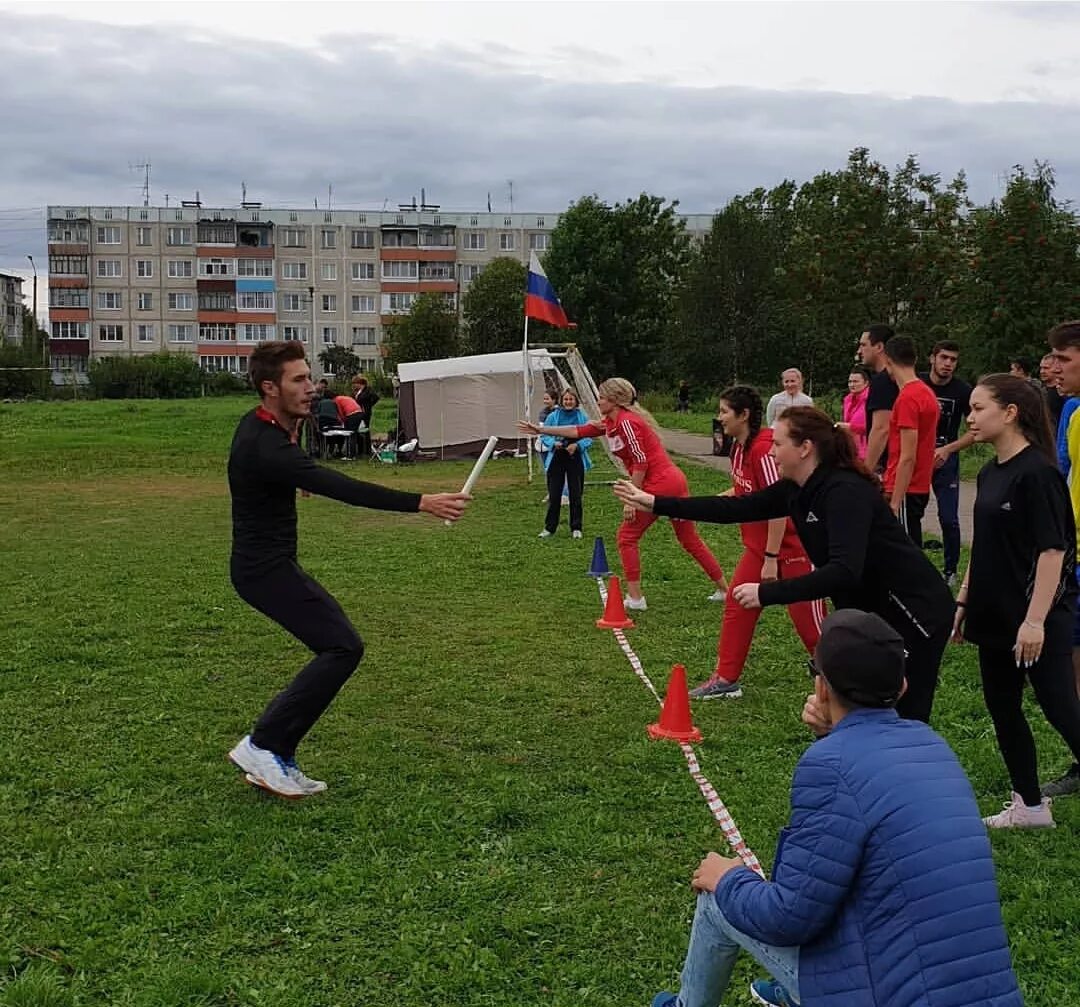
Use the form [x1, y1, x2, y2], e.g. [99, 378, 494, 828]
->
[652, 609, 1022, 1007]
[538, 387, 593, 540]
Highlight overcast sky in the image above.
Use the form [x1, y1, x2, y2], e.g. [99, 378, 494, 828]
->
[3, 0, 1080, 303]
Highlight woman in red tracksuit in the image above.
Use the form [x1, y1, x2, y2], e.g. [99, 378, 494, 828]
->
[689, 386, 826, 700]
[521, 377, 727, 610]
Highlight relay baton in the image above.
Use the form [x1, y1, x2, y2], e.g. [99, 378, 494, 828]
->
[445, 435, 499, 526]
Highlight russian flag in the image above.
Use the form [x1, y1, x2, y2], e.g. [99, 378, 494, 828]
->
[525, 252, 572, 328]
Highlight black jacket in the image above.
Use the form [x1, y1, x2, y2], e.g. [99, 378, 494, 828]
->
[654, 466, 954, 640]
[354, 387, 380, 420]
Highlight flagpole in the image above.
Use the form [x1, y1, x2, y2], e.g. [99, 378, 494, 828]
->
[523, 312, 533, 483]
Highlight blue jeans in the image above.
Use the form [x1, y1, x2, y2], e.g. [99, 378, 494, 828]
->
[932, 452, 961, 576]
[675, 893, 800, 1007]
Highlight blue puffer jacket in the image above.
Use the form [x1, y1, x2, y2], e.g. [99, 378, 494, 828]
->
[716, 709, 1022, 1007]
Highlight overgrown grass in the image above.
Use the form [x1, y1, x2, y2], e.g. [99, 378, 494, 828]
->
[0, 399, 1076, 1006]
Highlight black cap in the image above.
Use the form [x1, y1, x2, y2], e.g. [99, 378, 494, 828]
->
[814, 609, 905, 708]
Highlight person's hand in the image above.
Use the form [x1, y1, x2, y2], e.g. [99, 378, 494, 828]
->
[691, 852, 743, 893]
[517, 420, 541, 435]
[622, 504, 637, 522]
[419, 492, 471, 522]
[566, 443, 577, 455]
[933, 445, 952, 471]
[951, 605, 966, 644]
[1014, 619, 1045, 668]
[613, 479, 656, 513]
[760, 557, 778, 582]
[890, 499, 902, 518]
[802, 692, 831, 737]
[732, 583, 762, 609]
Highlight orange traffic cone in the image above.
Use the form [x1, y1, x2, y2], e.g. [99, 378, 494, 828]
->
[648, 664, 702, 742]
[596, 575, 635, 630]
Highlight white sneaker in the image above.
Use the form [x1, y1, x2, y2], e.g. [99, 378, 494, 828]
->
[707, 589, 727, 603]
[538, 529, 553, 538]
[625, 595, 647, 611]
[572, 530, 583, 540]
[561, 496, 570, 506]
[228, 735, 307, 799]
[284, 758, 328, 794]
[983, 792, 1055, 829]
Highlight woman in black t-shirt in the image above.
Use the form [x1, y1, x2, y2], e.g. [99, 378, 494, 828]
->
[953, 374, 1080, 829]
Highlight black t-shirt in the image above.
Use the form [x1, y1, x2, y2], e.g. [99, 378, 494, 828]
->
[1046, 385, 1065, 432]
[919, 374, 972, 446]
[965, 445, 1077, 651]
[866, 369, 898, 466]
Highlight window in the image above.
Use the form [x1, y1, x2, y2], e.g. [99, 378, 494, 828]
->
[200, 354, 247, 373]
[384, 292, 417, 312]
[48, 221, 89, 242]
[51, 353, 89, 372]
[351, 326, 377, 345]
[321, 326, 338, 344]
[357, 358, 379, 373]
[198, 292, 235, 312]
[169, 324, 193, 343]
[136, 324, 155, 342]
[320, 229, 337, 249]
[281, 261, 308, 280]
[167, 260, 193, 278]
[282, 325, 309, 343]
[168, 292, 193, 310]
[98, 324, 124, 341]
[320, 262, 338, 281]
[464, 232, 486, 250]
[281, 228, 306, 248]
[136, 226, 153, 246]
[240, 323, 274, 342]
[382, 260, 418, 279]
[136, 259, 154, 278]
[97, 291, 122, 310]
[197, 222, 236, 244]
[351, 295, 376, 313]
[199, 323, 235, 341]
[237, 258, 273, 277]
[382, 231, 418, 248]
[199, 258, 234, 277]
[529, 233, 550, 251]
[420, 262, 453, 281]
[237, 291, 275, 311]
[351, 229, 375, 248]
[137, 292, 154, 311]
[49, 288, 89, 308]
[281, 293, 303, 312]
[51, 321, 89, 339]
[351, 261, 376, 280]
[49, 255, 88, 274]
[461, 264, 482, 282]
[321, 294, 337, 312]
[97, 259, 122, 277]
[420, 227, 454, 247]
[97, 226, 121, 244]
[166, 226, 193, 246]
[499, 233, 515, 251]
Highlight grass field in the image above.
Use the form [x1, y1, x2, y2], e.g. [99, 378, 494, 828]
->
[1, 398, 1076, 1007]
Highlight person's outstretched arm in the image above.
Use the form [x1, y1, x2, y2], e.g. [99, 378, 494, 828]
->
[614, 478, 793, 524]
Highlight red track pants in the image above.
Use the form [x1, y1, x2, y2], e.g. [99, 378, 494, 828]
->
[713, 549, 826, 683]
[616, 468, 725, 585]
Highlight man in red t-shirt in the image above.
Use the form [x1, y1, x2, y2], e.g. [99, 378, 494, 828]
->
[883, 335, 941, 548]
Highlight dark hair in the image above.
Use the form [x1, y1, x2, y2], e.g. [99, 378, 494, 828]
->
[1048, 320, 1080, 350]
[249, 340, 307, 396]
[884, 335, 917, 367]
[779, 406, 876, 482]
[1009, 356, 1034, 376]
[863, 324, 894, 347]
[976, 374, 1056, 463]
[930, 340, 960, 356]
[848, 366, 871, 383]
[718, 384, 763, 445]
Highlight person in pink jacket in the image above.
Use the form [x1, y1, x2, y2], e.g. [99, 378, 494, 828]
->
[840, 367, 871, 459]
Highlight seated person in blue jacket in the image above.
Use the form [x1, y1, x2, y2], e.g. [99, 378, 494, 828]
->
[653, 609, 1022, 1007]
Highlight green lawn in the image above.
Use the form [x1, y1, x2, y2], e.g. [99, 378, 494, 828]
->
[0, 398, 1076, 1006]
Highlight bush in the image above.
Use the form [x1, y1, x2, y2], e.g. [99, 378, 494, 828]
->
[202, 370, 249, 396]
[0, 343, 50, 399]
[87, 352, 203, 399]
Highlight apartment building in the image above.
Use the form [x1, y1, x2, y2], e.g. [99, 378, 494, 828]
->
[46, 204, 715, 378]
[0, 271, 24, 343]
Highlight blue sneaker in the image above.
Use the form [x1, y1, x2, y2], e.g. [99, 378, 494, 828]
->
[651, 995, 677, 1007]
[750, 978, 799, 1006]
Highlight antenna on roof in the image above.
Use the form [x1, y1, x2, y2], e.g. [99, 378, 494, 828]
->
[129, 161, 152, 206]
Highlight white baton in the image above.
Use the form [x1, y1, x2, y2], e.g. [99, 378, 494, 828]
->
[446, 435, 498, 526]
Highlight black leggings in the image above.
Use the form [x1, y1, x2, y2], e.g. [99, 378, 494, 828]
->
[978, 646, 1080, 806]
[894, 620, 950, 724]
[545, 448, 585, 533]
[233, 562, 364, 760]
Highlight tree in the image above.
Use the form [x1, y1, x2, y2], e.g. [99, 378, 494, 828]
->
[461, 257, 527, 355]
[381, 293, 460, 368]
[317, 344, 362, 379]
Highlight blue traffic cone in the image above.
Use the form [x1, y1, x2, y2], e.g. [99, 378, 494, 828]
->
[587, 536, 612, 578]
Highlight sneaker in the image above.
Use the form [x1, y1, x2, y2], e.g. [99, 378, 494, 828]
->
[750, 979, 800, 1006]
[690, 677, 744, 700]
[651, 995, 677, 1007]
[284, 758, 327, 795]
[625, 595, 648, 611]
[561, 495, 570, 506]
[944, 572, 958, 589]
[572, 530, 583, 539]
[228, 735, 307, 799]
[538, 530, 553, 538]
[1041, 763, 1080, 798]
[707, 588, 727, 603]
[982, 792, 1055, 829]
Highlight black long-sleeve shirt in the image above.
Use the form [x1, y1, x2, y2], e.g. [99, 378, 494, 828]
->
[228, 407, 421, 578]
[654, 466, 954, 640]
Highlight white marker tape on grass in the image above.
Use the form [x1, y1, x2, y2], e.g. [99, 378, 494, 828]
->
[446, 435, 499, 526]
[596, 577, 766, 879]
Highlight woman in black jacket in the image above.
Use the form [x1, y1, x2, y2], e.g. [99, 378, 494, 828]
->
[614, 406, 954, 722]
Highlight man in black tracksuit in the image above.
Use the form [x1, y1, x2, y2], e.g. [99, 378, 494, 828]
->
[652, 466, 954, 723]
[226, 341, 469, 799]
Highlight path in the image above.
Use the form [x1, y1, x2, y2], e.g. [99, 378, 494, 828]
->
[660, 426, 974, 546]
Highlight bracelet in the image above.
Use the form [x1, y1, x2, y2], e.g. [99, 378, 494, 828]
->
[764, 551, 779, 559]
[955, 601, 966, 608]
[1023, 619, 1044, 631]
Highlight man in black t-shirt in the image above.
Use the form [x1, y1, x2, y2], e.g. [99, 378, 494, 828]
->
[920, 340, 973, 586]
[857, 324, 897, 473]
[1040, 353, 1066, 433]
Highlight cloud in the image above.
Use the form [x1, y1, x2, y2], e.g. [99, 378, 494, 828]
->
[2, 10, 1080, 277]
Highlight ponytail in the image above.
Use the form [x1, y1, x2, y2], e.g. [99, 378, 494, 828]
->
[780, 406, 876, 483]
[719, 384, 764, 444]
[598, 377, 660, 431]
[976, 373, 1056, 463]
